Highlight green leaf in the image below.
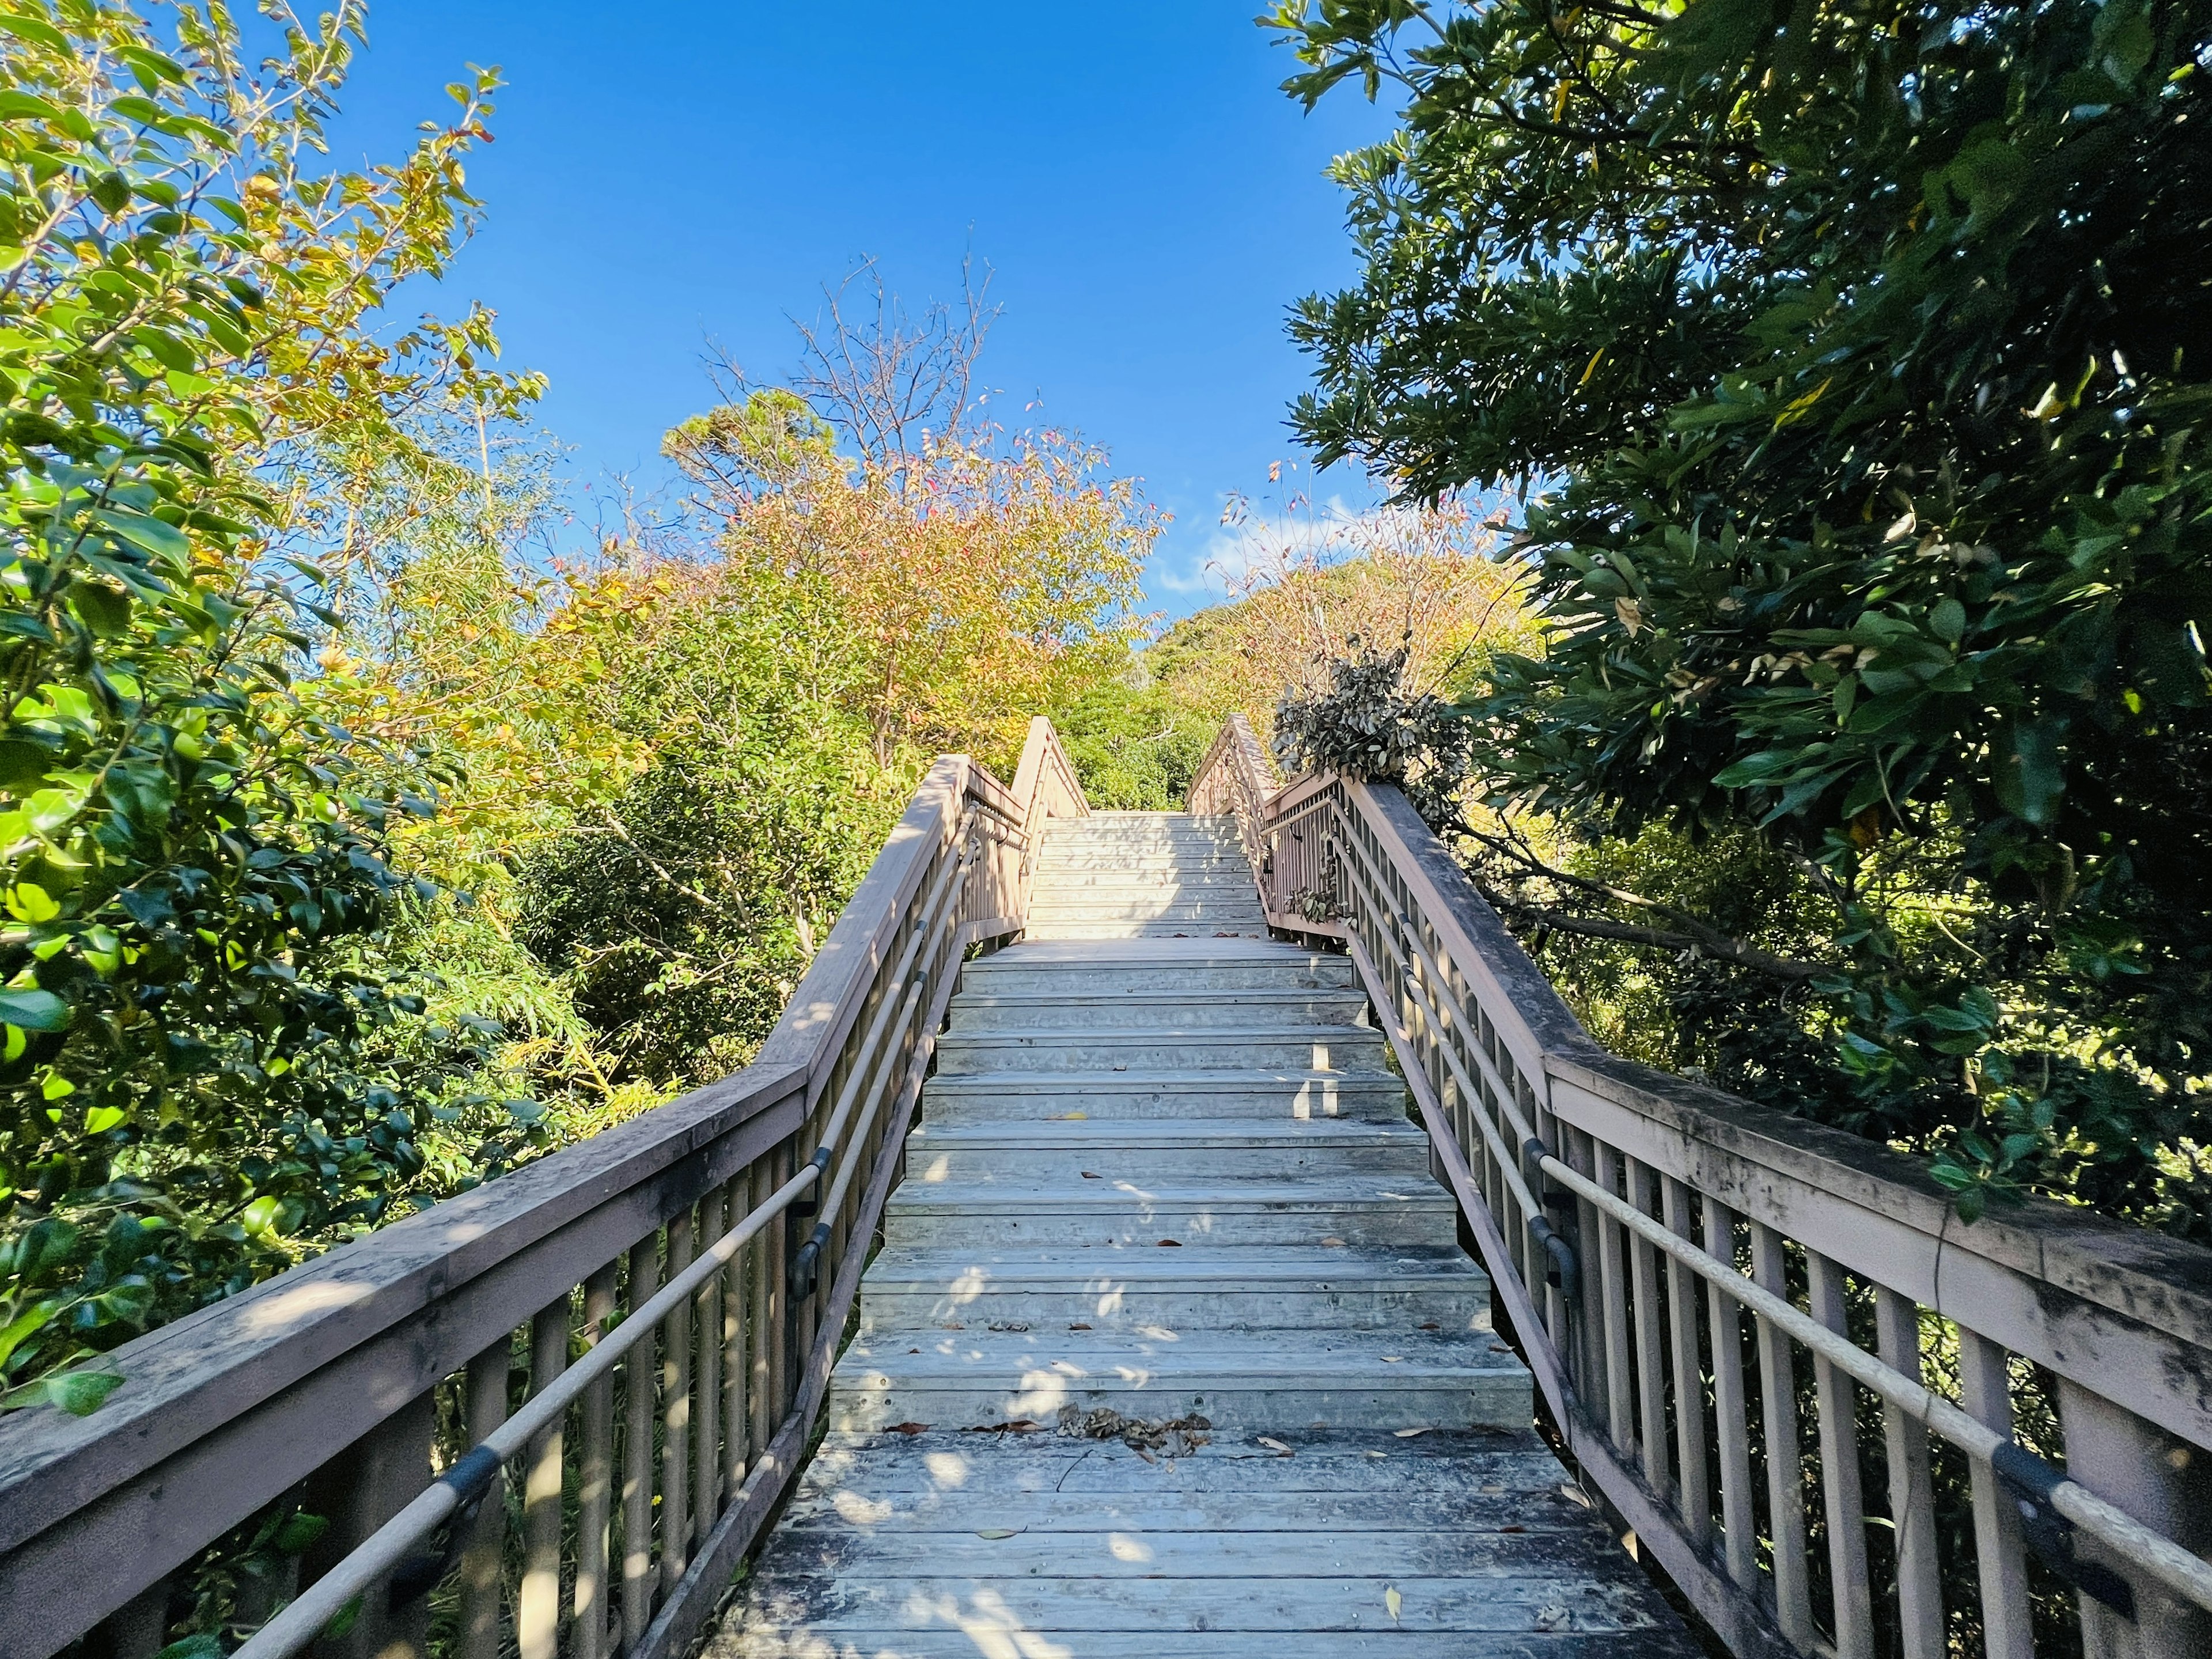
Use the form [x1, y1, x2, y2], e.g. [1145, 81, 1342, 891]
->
[1991, 719, 2065, 825]
[0, 988, 69, 1031]
[1929, 598, 1965, 645]
[68, 580, 133, 637]
[0, 1365, 124, 1416]
[89, 507, 190, 564]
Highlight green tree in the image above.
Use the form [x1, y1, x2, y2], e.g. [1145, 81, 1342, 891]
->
[1273, 0, 2212, 1230]
[0, 0, 539, 1405]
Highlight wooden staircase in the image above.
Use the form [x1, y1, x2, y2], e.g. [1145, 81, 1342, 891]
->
[713, 813, 1699, 1655]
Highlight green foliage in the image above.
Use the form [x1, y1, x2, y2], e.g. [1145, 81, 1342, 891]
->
[1275, 0, 2212, 1230]
[516, 574, 899, 1090]
[1045, 674, 1212, 810]
[1272, 637, 1469, 819]
[0, 1, 540, 1398]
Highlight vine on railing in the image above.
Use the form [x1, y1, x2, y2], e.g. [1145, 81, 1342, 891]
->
[1190, 728, 2212, 1659]
[0, 723, 1089, 1659]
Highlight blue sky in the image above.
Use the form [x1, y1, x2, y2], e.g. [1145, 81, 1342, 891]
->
[327, 3, 1395, 621]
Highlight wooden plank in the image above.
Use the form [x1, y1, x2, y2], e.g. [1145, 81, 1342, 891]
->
[740, 1568, 1683, 1635]
[1659, 1176, 1711, 1548]
[575, 1267, 617, 1659]
[459, 1337, 510, 1659]
[1594, 1145, 1634, 1457]
[1874, 1289, 1944, 1659]
[1703, 1200, 1757, 1589]
[1806, 1251, 1873, 1659]
[761, 1525, 1658, 1578]
[518, 1297, 569, 1659]
[1627, 1158, 1670, 1502]
[620, 1237, 660, 1652]
[775, 1485, 1618, 1533]
[1749, 1222, 1812, 1646]
[660, 1209, 694, 1593]
[718, 1630, 1690, 1658]
[1957, 1329, 2033, 1659]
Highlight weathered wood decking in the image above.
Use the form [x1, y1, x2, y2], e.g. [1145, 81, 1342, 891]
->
[710, 814, 1695, 1656]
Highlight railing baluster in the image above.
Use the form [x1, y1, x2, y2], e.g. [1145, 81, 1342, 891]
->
[661, 1209, 694, 1592]
[1807, 1250, 1874, 1659]
[694, 1187, 723, 1539]
[1627, 1158, 1671, 1503]
[1567, 1127, 1610, 1412]
[1594, 1142, 1635, 1456]
[1703, 1199, 1758, 1589]
[518, 1296, 569, 1659]
[768, 1141, 791, 1418]
[1874, 1289, 1944, 1658]
[1659, 1176, 1711, 1549]
[750, 1157, 775, 1461]
[1957, 1328, 2034, 1659]
[460, 1336, 511, 1659]
[1749, 1221, 1813, 1646]
[721, 1174, 749, 1499]
[577, 1264, 618, 1659]
[621, 1234, 660, 1650]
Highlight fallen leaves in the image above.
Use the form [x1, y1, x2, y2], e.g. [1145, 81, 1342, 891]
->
[1385, 1585, 1403, 1622]
[1049, 1111, 1088, 1121]
[1157, 1238, 1182, 1247]
[1393, 1427, 1431, 1438]
[885, 1422, 929, 1435]
[1059, 1404, 1211, 1456]
[1320, 1236, 1347, 1247]
[1080, 1171, 1102, 1179]
[1068, 1322, 1092, 1331]
[975, 1528, 1019, 1540]
[1256, 1435, 1293, 1455]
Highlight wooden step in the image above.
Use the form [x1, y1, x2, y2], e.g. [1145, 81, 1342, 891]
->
[918, 1069, 1408, 1123]
[857, 1243, 1494, 1332]
[945, 988, 1370, 1032]
[828, 1328, 1531, 1432]
[881, 1176, 1460, 1249]
[933, 1027, 1391, 1074]
[901, 1118, 1431, 1181]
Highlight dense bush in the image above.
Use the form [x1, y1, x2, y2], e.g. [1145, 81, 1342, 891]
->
[1274, 0, 2212, 1231]
[0, 1, 545, 1406]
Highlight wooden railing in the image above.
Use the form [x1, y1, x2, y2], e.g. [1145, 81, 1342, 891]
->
[0, 722, 1089, 1659]
[1190, 726, 2212, 1659]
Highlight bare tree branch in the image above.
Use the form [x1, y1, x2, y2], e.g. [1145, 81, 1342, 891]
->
[788, 252, 1000, 467]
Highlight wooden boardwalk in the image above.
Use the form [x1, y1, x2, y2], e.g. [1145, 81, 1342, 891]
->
[710, 814, 1698, 1657]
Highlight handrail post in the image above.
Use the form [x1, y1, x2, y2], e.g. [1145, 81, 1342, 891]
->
[2060, 1380, 2212, 1658]
[304, 1389, 437, 1659]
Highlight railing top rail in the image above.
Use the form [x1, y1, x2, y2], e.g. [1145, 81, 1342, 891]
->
[0, 749, 1033, 1560]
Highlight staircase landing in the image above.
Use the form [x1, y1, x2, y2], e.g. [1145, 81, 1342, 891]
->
[710, 815, 1698, 1657]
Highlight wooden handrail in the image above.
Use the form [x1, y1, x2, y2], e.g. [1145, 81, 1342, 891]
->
[0, 729, 1090, 1659]
[1195, 720, 2212, 1659]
